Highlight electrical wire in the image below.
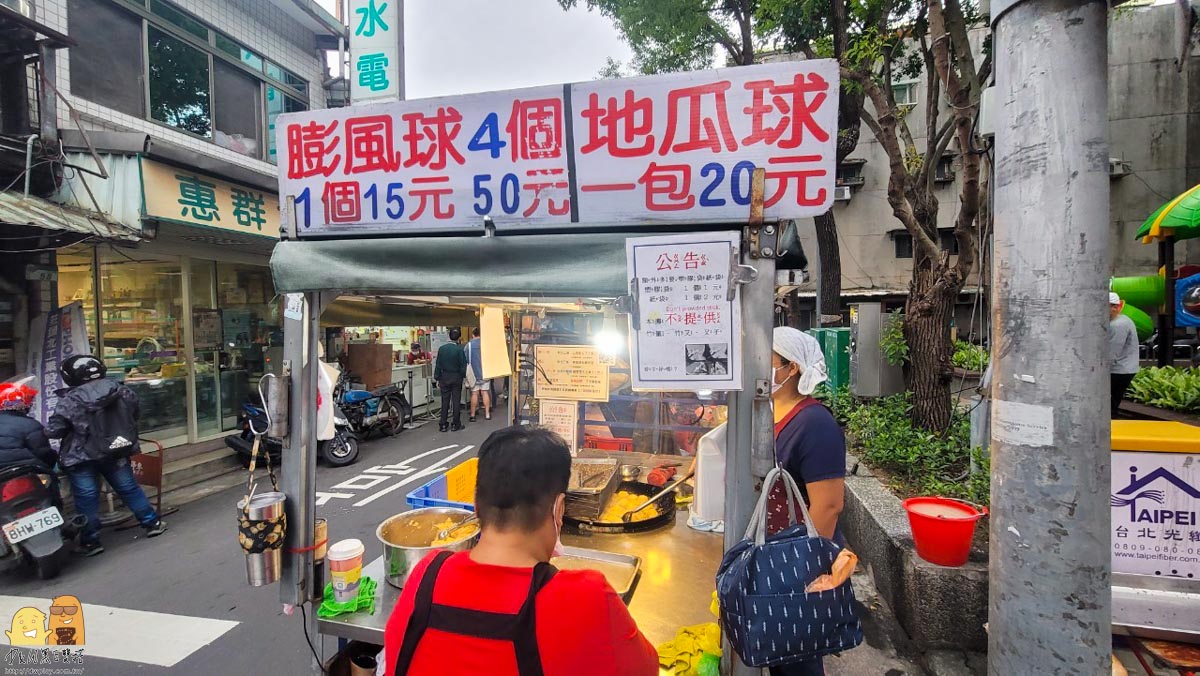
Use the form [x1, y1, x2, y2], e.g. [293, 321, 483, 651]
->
[298, 603, 328, 675]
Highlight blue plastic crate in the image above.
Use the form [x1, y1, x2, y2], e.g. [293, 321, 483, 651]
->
[405, 474, 475, 511]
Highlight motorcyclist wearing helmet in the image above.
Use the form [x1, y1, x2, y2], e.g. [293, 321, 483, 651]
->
[0, 379, 55, 473]
[45, 355, 165, 557]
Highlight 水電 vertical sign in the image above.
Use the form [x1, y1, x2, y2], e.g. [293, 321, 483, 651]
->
[1110, 450, 1200, 580]
[277, 59, 838, 235]
[627, 232, 742, 392]
[349, 0, 402, 104]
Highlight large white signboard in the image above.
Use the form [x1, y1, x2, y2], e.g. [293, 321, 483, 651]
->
[277, 60, 838, 235]
[1110, 450, 1200, 579]
[627, 232, 742, 392]
[349, 0, 402, 104]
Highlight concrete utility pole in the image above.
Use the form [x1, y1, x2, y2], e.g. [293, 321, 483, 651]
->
[989, 1, 1112, 673]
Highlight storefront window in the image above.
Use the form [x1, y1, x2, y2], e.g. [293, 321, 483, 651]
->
[54, 246, 99, 350]
[98, 250, 188, 444]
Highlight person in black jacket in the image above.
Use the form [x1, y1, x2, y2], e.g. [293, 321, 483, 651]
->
[45, 355, 165, 557]
[0, 381, 55, 472]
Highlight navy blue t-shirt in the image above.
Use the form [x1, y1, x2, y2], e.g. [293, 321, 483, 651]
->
[767, 401, 846, 541]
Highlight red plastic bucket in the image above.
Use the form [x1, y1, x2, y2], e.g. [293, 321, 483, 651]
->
[902, 497, 987, 567]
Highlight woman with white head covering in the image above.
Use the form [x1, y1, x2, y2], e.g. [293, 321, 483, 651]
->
[767, 328, 850, 676]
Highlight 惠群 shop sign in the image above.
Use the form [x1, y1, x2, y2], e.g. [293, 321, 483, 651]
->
[275, 60, 838, 235]
[141, 160, 279, 239]
[1110, 451, 1200, 579]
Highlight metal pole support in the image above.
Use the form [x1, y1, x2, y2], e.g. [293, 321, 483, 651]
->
[723, 215, 777, 676]
[990, 1, 1112, 673]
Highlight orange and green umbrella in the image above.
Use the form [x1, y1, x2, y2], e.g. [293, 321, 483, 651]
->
[1137, 184, 1200, 243]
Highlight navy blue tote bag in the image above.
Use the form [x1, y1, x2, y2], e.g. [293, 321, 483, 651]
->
[716, 467, 863, 667]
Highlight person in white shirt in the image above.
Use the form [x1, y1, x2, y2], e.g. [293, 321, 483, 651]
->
[1108, 292, 1140, 417]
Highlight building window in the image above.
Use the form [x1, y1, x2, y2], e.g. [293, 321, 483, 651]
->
[148, 25, 212, 138]
[214, 61, 262, 157]
[267, 86, 307, 163]
[940, 230, 960, 255]
[67, 0, 145, 118]
[150, 0, 207, 40]
[893, 81, 918, 108]
[893, 233, 913, 259]
[69, 0, 309, 161]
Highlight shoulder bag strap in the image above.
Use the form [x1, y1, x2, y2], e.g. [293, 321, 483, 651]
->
[511, 562, 558, 676]
[394, 551, 454, 676]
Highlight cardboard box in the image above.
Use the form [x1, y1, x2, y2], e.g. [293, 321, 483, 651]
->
[347, 342, 394, 390]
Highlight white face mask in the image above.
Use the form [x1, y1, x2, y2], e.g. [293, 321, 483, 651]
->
[771, 365, 795, 395]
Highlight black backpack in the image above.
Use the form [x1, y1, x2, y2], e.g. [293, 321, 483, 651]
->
[84, 394, 139, 461]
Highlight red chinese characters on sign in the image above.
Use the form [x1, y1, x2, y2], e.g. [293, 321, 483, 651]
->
[344, 115, 400, 174]
[656, 253, 679, 271]
[742, 74, 831, 148]
[658, 82, 738, 155]
[764, 156, 828, 207]
[409, 176, 454, 221]
[521, 169, 570, 218]
[402, 107, 466, 170]
[322, 181, 361, 223]
[507, 98, 563, 161]
[287, 121, 341, 179]
[580, 90, 654, 158]
[683, 251, 708, 269]
[638, 163, 695, 211]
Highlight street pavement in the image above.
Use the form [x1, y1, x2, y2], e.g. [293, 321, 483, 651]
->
[2, 413, 932, 675]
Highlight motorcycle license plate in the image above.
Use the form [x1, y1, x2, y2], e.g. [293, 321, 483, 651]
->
[3, 507, 63, 544]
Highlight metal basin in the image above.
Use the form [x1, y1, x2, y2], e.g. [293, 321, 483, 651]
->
[376, 507, 479, 588]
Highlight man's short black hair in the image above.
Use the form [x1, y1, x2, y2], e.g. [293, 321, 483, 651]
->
[475, 426, 571, 532]
[472, 328, 481, 337]
[449, 328, 462, 341]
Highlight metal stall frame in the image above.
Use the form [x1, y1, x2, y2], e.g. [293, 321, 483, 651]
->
[270, 219, 778, 675]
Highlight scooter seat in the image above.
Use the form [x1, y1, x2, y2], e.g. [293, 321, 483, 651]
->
[342, 389, 374, 403]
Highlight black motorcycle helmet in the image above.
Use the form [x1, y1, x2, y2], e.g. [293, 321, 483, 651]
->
[60, 354, 107, 387]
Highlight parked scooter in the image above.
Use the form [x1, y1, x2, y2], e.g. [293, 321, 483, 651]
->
[334, 370, 411, 439]
[0, 465, 82, 580]
[224, 399, 359, 467]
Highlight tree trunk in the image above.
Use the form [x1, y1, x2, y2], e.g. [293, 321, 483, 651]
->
[814, 210, 843, 326]
[905, 258, 954, 431]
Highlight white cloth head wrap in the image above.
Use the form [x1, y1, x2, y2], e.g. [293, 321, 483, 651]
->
[773, 327, 828, 396]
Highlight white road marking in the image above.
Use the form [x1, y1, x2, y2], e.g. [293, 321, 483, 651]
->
[315, 491, 355, 506]
[396, 444, 460, 466]
[331, 474, 393, 491]
[0, 595, 237, 668]
[352, 445, 476, 507]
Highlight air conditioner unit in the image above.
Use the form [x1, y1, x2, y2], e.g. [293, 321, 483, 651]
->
[1109, 158, 1132, 179]
[834, 186, 853, 202]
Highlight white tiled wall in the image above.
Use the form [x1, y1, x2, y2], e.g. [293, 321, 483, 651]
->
[37, 0, 331, 179]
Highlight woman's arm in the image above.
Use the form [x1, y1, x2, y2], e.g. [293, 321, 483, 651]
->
[804, 477, 845, 540]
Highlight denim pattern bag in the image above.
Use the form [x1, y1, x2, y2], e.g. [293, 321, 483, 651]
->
[716, 467, 863, 667]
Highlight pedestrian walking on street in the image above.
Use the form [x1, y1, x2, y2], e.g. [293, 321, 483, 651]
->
[45, 355, 165, 557]
[434, 329, 467, 433]
[382, 426, 658, 676]
[765, 327, 850, 676]
[1108, 292, 1141, 417]
[467, 328, 492, 422]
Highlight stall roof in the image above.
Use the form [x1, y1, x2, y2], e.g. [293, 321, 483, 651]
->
[271, 233, 633, 297]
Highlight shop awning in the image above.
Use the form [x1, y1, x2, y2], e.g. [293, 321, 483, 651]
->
[0, 191, 141, 241]
[321, 298, 479, 327]
[270, 233, 633, 297]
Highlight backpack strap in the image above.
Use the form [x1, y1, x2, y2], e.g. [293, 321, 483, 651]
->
[394, 550, 453, 675]
[393, 554, 558, 676]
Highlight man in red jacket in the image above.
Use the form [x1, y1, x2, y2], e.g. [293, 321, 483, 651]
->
[383, 426, 658, 676]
